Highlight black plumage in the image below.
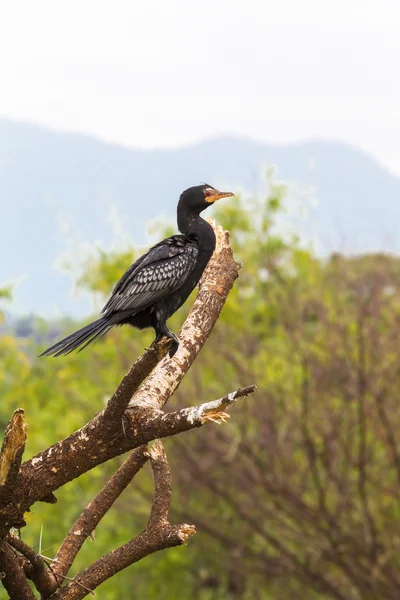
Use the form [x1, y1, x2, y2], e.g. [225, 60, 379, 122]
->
[39, 184, 234, 358]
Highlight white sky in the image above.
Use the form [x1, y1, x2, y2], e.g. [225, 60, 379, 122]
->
[1, 0, 400, 175]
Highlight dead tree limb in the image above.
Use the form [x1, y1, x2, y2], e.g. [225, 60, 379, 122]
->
[7, 533, 55, 598]
[103, 342, 171, 424]
[146, 440, 172, 527]
[125, 385, 258, 439]
[0, 543, 36, 600]
[0, 410, 28, 541]
[46, 385, 255, 596]
[51, 445, 149, 589]
[0, 409, 26, 490]
[50, 441, 195, 600]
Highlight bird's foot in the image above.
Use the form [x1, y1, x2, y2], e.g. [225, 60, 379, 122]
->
[168, 337, 179, 358]
[164, 331, 179, 357]
[154, 331, 179, 357]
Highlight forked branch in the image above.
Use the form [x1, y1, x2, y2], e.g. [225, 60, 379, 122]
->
[50, 441, 195, 600]
[50, 446, 149, 591]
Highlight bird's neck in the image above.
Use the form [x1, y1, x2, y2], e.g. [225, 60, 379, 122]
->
[178, 213, 216, 253]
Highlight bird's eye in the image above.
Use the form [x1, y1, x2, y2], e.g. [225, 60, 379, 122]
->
[204, 188, 215, 197]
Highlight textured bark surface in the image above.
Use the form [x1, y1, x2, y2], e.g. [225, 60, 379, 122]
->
[0, 409, 26, 488]
[7, 534, 55, 597]
[0, 543, 36, 600]
[0, 410, 28, 543]
[0, 224, 256, 599]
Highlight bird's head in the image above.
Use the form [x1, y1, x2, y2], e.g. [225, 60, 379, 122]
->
[179, 184, 235, 215]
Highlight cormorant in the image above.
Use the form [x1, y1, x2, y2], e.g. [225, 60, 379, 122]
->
[39, 184, 234, 358]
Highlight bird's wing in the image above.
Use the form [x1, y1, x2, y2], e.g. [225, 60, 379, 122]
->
[101, 235, 199, 315]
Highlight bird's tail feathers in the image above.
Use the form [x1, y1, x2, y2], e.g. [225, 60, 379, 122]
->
[39, 317, 112, 357]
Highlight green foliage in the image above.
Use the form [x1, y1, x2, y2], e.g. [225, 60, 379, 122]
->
[2, 173, 400, 598]
[0, 286, 12, 301]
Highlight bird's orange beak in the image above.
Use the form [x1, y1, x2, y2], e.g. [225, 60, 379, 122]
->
[205, 190, 235, 203]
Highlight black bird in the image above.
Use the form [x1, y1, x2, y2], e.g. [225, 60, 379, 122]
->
[39, 184, 234, 358]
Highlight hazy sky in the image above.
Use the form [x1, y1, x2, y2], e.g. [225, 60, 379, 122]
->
[1, 0, 400, 175]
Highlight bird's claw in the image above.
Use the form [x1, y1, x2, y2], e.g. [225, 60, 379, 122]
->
[168, 338, 179, 357]
[154, 332, 179, 357]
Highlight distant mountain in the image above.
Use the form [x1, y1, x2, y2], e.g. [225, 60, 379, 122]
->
[1, 118, 399, 316]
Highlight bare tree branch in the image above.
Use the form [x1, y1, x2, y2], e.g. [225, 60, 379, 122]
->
[7, 533, 56, 598]
[50, 441, 195, 600]
[48, 385, 256, 594]
[147, 440, 172, 528]
[0, 543, 36, 600]
[174, 384, 257, 425]
[51, 524, 195, 600]
[125, 385, 258, 440]
[103, 342, 171, 424]
[0, 410, 28, 541]
[0, 409, 26, 492]
[51, 445, 149, 590]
